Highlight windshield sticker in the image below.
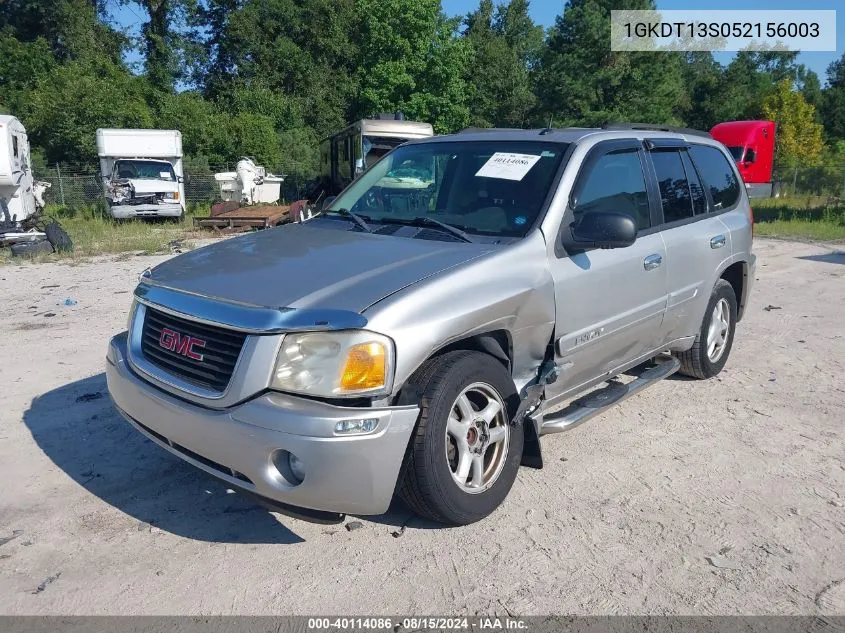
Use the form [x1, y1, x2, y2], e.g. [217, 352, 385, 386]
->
[475, 152, 542, 181]
[159, 171, 171, 178]
[514, 215, 527, 226]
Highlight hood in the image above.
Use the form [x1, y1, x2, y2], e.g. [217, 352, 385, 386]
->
[145, 223, 493, 314]
[120, 179, 179, 194]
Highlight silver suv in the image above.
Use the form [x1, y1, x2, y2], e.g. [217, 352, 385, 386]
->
[107, 125, 756, 526]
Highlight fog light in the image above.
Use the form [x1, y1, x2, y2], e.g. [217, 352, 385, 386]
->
[334, 418, 378, 434]
[271, 449, 305, 485]
[288, 453, 306, 483]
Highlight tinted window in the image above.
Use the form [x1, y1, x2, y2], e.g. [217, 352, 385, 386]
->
[574, 149, 650, 230]
[689, 144, 741, 210]
[682, 151, 707, 215]
[651, 150, 693, 223]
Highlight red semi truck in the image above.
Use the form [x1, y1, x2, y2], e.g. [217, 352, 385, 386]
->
[710, 120, 775, 198]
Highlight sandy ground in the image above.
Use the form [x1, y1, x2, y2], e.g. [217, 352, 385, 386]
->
[0, 237, 843, 616]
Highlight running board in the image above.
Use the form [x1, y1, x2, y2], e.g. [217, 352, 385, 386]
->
[539, 357, 681, 435]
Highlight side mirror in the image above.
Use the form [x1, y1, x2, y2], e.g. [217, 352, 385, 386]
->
[177, 175, 184, 183]
[567, 211, 637, 250]
[744, 149, 756, 165]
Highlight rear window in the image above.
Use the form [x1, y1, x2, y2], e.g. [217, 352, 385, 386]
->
[689, 144, 741, 211]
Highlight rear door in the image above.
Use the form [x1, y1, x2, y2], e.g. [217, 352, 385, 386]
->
[546, 139, 668, 399]
[643, 140, 734, 342]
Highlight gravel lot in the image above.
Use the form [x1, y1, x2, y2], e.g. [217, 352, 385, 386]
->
[0, 237, 843, 616]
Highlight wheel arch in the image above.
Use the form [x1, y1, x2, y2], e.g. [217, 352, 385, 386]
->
[394, 330, 545, 470]
[719, 260, 748, 321]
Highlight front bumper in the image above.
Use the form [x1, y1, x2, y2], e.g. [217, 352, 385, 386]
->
[106, 332, 420, 516]
[109, 203, 183, 219]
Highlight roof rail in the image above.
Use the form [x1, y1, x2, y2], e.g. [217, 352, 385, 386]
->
[602, 122, 712, 138]
[457, 127, 526, 134]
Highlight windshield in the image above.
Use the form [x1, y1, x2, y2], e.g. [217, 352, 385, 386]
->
[328, 140, 568, 238]
[113, 160, 176, 181]
[727, 146, 745, 162]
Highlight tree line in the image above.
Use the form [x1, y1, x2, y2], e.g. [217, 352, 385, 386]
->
[2, 0, 845, 186]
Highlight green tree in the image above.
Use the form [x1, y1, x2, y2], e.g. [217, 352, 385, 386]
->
[23, 59, 154, 164]
[535, 0, 685, 127]
[0, 33, 57, 114]
[353, 0, 471, 132]
[762, 79, 823, 173]
[677, 51, 723, 131]
[211, 0, 359, 135]
[820, 53, 845, 142]
[463, 0, 543, 128]
[0, 0, 126, 63]
[404, 13, 472, 133]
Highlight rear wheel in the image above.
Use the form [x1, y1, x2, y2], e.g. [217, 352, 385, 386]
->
[674, 279, 737, 379]
[398, 351, 523, 525]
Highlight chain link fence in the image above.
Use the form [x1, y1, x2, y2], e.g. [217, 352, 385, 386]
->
[33, 164, 845, 210]
[36, 165, 313, 209]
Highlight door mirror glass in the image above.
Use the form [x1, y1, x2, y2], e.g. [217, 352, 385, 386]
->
[569, 211, 637, 249]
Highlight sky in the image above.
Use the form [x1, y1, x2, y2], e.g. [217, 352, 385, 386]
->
[113, 0, 843, 84]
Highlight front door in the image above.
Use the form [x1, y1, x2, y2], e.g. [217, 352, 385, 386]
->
[546, 140, 668, 401]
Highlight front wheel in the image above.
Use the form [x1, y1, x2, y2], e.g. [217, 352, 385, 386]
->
[397, 351, 523, 525]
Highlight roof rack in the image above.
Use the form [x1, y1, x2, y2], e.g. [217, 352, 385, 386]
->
[602, 122, 712, 138]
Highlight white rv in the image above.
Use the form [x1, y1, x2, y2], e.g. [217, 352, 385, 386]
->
[96, 129, 185, 219]
[1, 114, 40, 222]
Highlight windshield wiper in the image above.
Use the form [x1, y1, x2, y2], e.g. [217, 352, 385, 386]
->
[325, 208, 373, 233]
[383, 216, 475, 243]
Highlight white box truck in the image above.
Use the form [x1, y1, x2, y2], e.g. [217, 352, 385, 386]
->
[96, 128, 185, 219]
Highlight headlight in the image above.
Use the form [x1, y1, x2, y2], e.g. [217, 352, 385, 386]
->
[164, 192, 179, 200]
[271, 330, 394, 397]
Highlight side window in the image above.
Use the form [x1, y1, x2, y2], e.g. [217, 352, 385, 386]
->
[651, 150, 693, 224]
[688, 144, 741, 210]
[681, 151, 707, 215]
[573, 149, 650, 231]
[12, 135, 19, 158]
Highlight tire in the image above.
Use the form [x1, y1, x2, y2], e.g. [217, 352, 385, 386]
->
[397, 350, 524, 525]
[11, 239, 53, 257]
[44, 221, 73, 253]
[674, 279, 738, 379]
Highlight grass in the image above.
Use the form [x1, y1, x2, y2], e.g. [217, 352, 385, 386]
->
[2, 202, 213, 264]
[751, 197, 845, 242]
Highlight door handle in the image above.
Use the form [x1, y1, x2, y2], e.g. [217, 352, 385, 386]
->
[710, 235, 726, 249]
[643, 254, 662, 271]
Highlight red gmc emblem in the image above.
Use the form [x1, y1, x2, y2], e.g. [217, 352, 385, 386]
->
[158, 327, 206, 361]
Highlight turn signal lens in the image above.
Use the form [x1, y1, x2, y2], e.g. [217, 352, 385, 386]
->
[340, 342, 386, 391]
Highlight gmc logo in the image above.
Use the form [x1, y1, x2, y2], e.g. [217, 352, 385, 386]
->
[158, 327, 206, 361]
